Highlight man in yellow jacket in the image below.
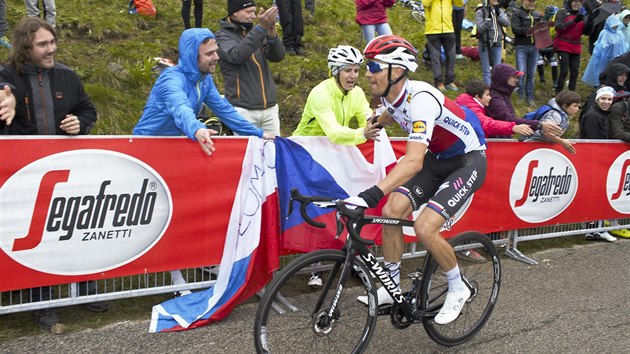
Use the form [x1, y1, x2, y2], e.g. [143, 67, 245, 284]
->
[423, 0, 463, 92]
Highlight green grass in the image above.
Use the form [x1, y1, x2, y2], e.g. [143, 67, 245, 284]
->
[2, 0, 587, 137]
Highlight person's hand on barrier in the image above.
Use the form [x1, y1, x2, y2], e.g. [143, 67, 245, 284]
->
[560, 138, 576, 154]
[194, 128, 217, 156]
[0, 85, 16, 126]
[262, 131, 276, 140]
[60, 114, 81, 135]
[512, 124, 534, 136]
[540, 121, 563, 137]
[363, 122, 382, 142]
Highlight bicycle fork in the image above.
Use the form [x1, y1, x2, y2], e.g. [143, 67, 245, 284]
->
[313, 250, 359, 329]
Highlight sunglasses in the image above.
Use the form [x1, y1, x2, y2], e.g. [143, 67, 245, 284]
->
[367, 61, 389, 73]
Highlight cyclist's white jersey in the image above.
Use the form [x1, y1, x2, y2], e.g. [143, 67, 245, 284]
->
[381, 80, 487, 159]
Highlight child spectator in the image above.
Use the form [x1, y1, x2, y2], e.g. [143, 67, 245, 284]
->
[355, 0, 395, 43]
[582, 15, 629, 87]
[455, 80, 534, 137]
[485, 64, 563, 136]
[524, 90, 581, 154]
[579, 85, 618, 242]
[579, 85, 614, 138]
[553, 0, 590, 93]
[475, 0, 510, 85]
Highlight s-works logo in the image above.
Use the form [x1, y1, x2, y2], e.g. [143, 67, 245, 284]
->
[607, 151, 630, 214]
[0, 150, 172, 275]
[510, 149, 578, 223]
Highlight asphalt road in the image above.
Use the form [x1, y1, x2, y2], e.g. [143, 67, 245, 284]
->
[2, 239, 630, 353]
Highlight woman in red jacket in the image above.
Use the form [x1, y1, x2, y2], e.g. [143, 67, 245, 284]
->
[553, 0, 592, 92]
[355, 0, 395, 43]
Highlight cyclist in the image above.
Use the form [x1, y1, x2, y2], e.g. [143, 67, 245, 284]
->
[349, 35, 487, 325]
[293, 44, 381, 145]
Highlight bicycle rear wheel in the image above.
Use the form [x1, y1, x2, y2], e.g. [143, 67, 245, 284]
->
[419, 231, 501, 346]
[254, 249, 377, 354]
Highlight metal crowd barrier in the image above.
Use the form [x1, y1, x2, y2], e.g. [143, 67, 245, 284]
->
[1, 218, 629, 315]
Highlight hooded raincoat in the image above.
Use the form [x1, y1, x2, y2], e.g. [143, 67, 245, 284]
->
[582, 15, 630, 87]
[133, 28, 263, 139]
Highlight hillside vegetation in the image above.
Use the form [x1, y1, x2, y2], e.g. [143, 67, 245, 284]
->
[2, 0, 586, 136]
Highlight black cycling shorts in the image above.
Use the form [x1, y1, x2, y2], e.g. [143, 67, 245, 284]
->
[394, 150, 487, 220]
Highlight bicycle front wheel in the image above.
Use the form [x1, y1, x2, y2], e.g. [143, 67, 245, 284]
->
[419, 231, 501, 346]
[254, 249, 377, 354]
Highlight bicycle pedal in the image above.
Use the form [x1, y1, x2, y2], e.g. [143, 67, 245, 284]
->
[377, 304, 393, 316]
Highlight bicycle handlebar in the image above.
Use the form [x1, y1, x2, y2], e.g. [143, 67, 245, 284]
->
[289, 189, 375, 246]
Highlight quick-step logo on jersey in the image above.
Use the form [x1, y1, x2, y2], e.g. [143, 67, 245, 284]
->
[510, 149, 577, 223]
[0, 150, 172, 275]
[607, 151, 630, 214]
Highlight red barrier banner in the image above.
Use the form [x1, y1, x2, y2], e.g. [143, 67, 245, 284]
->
[0, 137, 629, 292]
[0, 136, 249, 291]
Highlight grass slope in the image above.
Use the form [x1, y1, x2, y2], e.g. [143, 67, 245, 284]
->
[3, 0, 588, 137]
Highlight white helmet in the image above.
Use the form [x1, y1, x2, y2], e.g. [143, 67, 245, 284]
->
[327, 45, 364, 75]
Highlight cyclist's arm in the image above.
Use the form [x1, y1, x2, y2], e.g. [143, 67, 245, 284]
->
[376, 141, 426, 194]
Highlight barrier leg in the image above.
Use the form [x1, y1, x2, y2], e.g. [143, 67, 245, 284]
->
[504, 230, 539, 265]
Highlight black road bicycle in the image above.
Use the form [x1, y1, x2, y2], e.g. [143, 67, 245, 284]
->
[254, 189, 501, 353]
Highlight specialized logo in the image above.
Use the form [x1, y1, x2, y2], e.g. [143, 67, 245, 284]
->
[0, 150, 172, 275]
[510, 149, 577, 223]
[412, 121, 427, 133]
[606, 151, 630, 214]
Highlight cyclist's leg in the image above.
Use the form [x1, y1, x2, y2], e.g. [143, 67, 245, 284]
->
[415, 150, 487, 324]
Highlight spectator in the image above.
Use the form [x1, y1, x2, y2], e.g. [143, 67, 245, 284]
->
[475, 0, 510, 85]
[293, 45, 381, 286]
[452, 0, 466, 59]
[0, 17, 105, 330]
[582, 15, 629, 87]
[537, 5, 558, 90]
[0, 0, 10, 49]
[609, 89, 630, 143]
[355, 0, 395, 43]
[597, 52, 630, 91]
[423, 0, 463, 92]
[485, 63, 563, 136]
[582, 0, 603, 54]
[276, 0, 304, 55]
[25, 0, 56, 28]
[182, 0, 203, 29]
[579, 86, 618, 242]
[455, 79, 534, 138]
[511, 0, 543, 106]
[579, 62, 629, 124]
[293, 45, 381, 144]
[553, 0, 590, 93]
[617, 9, 630, 46]
[524, 90, 581, 154]
[580, 85, 613, 139]
[216, 0, 285, 136]
[133, 28, 275, 156]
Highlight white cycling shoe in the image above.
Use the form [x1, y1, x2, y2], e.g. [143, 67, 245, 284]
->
[434, 286, 471, 325]
[357, 286, 395, 306]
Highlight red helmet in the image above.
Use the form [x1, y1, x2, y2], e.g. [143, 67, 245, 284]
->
[363, 35, 419, 72]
